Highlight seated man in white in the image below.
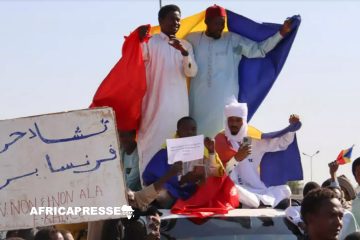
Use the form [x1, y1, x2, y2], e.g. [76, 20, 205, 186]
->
[215, 99, 301, 208]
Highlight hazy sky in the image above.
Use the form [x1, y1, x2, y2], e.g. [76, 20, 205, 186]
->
[1, 0, 359, 187]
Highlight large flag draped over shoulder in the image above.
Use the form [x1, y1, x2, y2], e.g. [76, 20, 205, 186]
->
[90, 27, 150, 130]
[91, 9, 300, 132]
[152, 10, 300, 121]
[224, 11, 303, 186]
[226, 11, 301, 120]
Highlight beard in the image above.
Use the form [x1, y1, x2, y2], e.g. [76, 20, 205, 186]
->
[230, 129, 239, 135]
[212, 34, 221, 39]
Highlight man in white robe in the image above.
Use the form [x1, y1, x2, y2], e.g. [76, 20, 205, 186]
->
[215, 99, 301, 208]
[137, 5, 198, 175]
[186, 5, 291, 138]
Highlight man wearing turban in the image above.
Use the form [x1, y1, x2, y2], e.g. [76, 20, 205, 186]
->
[215, 99, 301, 208]
[186, 5, 292, 138]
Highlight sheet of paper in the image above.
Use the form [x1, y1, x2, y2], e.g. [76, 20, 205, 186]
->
[166, 135, 204, 164]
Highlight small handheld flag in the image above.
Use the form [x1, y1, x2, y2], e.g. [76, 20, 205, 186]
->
[336, 145, 354, 165]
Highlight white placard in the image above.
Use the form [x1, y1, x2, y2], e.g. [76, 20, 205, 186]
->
[0, 108, 126, 231]
[166, 135, 204, 164]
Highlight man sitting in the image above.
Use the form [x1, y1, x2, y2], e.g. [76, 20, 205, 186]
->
[142, 116, 224, 208]
[215, 99, 301, 208]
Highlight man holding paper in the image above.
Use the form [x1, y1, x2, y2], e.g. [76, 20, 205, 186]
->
[215, 99, 302, 209]
[142, 116, 224, 208]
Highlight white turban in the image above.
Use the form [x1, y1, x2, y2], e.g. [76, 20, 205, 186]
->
[224, 99, 248, 150]
[224, 101, 248, 119]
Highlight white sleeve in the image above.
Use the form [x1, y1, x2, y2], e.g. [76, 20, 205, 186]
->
[258, 132, 295, 153]
[285, 206, 302, 225]
[181, 40, 198, 77]
[225, 156, 238, 175]
[339, 211, 359, 240]
[141, 42, 149, 62]
[232, 32, 283, 58]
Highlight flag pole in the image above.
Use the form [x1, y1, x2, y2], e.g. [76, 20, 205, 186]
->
[159, 0, 162, 9]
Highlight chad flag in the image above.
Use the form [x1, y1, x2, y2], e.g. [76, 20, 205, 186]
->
[90, 8, 301, 130]
[336, 145, 354, 165]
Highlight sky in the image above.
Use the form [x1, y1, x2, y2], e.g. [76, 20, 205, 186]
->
[0, 0, 359, 187]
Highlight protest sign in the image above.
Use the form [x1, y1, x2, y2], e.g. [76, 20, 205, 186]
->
[0, 108, 127, 230]
[166, 135, 204, 164]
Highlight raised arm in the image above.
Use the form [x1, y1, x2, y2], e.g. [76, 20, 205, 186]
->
[233, 19, 292, 58]
[138, 25, 151, 61]
[168, 37, 198, 77]
[329, 161, 340, 188]
[204, 137, 225, 177]
[258, 114, 301, 153]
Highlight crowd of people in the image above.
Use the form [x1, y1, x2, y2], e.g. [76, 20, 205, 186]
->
[2, 3, 359, 240]
[4, 156, 359, 240]
[286, 158, 360, 240]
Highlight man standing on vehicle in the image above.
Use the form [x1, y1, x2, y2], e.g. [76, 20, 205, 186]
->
[186, 5, 292, 138]
[137, 4, 198, 176]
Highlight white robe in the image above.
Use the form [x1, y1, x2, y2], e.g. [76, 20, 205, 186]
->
[352, 194, 360, 229]
[138, 32, 198, 176]
[227, 132, 294, 208]
[186, 31, 282, 138]
[356, 186, 360, 194]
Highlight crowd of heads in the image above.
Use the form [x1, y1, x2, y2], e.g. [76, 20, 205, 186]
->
[4, 227, 74, 240]
[299, 157, 360, 240]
